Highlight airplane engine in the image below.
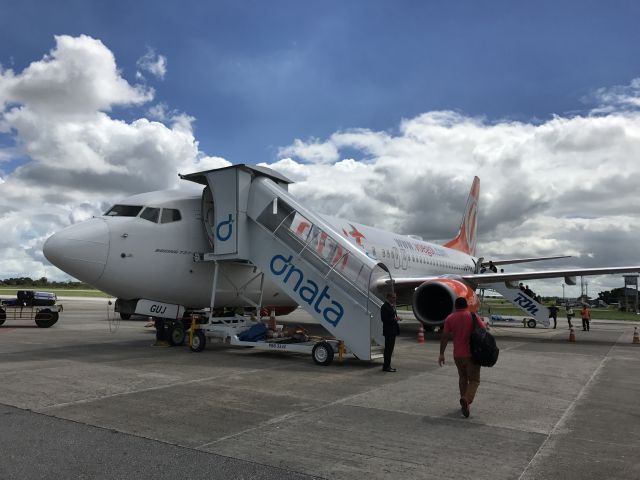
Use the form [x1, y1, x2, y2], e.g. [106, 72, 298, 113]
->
[412, 278, 479, 327]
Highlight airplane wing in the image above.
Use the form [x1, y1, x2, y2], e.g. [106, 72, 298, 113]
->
[385, 265, 640, 291]
[463, 266, 640, 285]
[480, 255, 571, 267]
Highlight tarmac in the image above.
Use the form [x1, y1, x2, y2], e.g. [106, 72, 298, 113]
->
[1, 297, 640, 479]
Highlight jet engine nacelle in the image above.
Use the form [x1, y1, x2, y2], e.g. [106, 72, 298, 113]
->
[412, 277, 479, 327]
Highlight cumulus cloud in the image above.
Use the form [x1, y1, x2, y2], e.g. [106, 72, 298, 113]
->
[136, 47, 167, 80]
[0, 35, 152, 115]
[0, 35, 225, 279]
[1, 34, 639, 299]
[261, 105, 640, 297]
[278, 137, 340, 164]
[589, 78, 640, 113]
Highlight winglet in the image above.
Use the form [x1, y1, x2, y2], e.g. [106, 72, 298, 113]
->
[443, 176, 479, 256]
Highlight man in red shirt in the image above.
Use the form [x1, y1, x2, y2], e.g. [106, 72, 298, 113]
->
[438, 297, 485, 418]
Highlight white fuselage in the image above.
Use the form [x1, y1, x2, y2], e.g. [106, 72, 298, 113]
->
[43, 189, 477, 308]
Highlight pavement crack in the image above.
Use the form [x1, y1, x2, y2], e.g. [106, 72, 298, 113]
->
[516, 329, 625, 480]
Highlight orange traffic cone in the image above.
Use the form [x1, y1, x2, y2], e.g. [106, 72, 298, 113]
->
[633, 327, 639, 344]
[568, 327, 576, 342]
[418, 324, 425, 343]
[268, 309, 277, 330]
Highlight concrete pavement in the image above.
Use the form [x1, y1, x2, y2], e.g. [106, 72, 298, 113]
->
[1, 299, 639, 479]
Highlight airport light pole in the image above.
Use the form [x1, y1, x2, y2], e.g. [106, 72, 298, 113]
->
[562, 283, 565, 304]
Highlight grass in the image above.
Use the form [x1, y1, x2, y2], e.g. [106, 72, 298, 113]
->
[0, 287, 111, 298]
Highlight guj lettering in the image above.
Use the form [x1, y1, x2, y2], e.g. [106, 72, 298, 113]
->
[150, 304, 167, 314]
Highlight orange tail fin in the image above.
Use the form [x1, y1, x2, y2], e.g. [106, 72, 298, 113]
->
[443, 176, 479, 256]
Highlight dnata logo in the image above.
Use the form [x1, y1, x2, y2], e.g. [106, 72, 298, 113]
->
[270, 254, 344, 327]
[216, 213, 234, 241]
[514, 293, 539, 315]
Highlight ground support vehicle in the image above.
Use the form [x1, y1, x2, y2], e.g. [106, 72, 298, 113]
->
[0, 301, 63, 328]
[489, 314, 538, 328]
[187, 314, 379, 366]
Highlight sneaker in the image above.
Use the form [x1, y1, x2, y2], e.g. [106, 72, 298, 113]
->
[460, 398, 470, 418]
[382, 367, 397, 372]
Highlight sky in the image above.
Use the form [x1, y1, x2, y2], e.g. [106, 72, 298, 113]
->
[1, 0, 640, 299]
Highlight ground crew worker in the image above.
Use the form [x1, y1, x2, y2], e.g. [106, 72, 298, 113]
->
[581, 305, 591, 331]
[152, 317, 169, 347]
[566, 304, 574, 329]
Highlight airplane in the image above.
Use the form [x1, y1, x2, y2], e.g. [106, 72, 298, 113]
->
[43, 165, 640, 339]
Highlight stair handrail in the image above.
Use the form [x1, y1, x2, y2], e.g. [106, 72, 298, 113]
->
[249, 176, 391, 314]
[251, 178, 381, 270]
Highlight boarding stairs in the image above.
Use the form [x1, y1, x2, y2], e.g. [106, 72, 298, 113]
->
[484, 281, 550, 327]
[180, 165, 391, 361]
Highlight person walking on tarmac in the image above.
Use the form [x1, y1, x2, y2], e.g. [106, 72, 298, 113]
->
[152, 317, 169, 347]
[381, 292, 401, 372]
[565, 304, 575, 329]
[581, 304, 591, 331]
[438, 297, 485, 418]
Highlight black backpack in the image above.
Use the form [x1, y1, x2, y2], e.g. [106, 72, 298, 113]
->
[469, 313, 499, 367]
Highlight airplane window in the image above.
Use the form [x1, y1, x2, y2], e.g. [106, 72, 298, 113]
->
[140, 207, 160, 223]
[161, 208, 182, 224]
[104, 205, 143, 217]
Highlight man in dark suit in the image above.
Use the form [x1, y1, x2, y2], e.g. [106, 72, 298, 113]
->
[381, 292, 400, 372]
[548, 303, 559, 329]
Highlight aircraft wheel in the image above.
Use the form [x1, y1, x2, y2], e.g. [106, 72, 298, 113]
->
[119, 312, 131, 320]
[527, 319, 537, 328]
[168, 322, 185, 346]
[35, 310, 58, 328]
[190, 330, 206, 352]
[312, 341, 334, 366]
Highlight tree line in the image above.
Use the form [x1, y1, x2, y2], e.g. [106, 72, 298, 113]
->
[0, 277, 91, 289]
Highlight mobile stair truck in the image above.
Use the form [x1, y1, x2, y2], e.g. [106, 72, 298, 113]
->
[179, 165, 393, 366]
[0, 290, 63, 328]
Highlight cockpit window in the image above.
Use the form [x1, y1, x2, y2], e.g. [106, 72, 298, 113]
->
[140, 207, 160, 223]
[105, 205, 143, 217]
[160, 208, 182, 224]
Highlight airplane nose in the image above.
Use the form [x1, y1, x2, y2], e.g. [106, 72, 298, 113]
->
[43, 218, 110, 284]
